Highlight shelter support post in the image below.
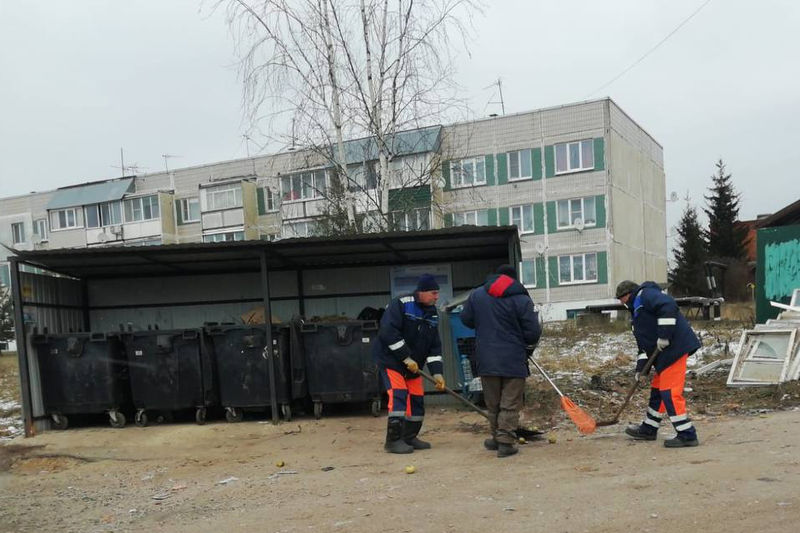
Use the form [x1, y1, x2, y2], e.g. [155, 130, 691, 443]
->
[296, 269, 305, 317]
[10, 258, 34, 436]
[260, 251, 279, 423]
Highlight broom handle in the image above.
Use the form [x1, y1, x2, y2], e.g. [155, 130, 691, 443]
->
[528, 358, 565, 398]
[418, 369, 490, 420]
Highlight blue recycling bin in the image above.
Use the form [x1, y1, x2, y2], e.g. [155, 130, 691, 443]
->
[447, 309, 480, 398]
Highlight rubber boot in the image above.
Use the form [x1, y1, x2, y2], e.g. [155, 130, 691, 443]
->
[484, 438, 498, 451]
[497, 442, 518, 458]
[403, 420, 431, 450]
[384, 418, 413, 454]
[625, 423, 657, 441]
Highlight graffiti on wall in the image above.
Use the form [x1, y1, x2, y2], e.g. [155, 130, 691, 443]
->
[764, 238, 800, 301]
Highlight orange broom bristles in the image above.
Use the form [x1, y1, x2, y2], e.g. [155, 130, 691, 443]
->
[561, 396, 597, 435]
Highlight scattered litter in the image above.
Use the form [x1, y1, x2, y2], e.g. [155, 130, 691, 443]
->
[284, 425, 303, 435]
[503, 507, 516, 512]
[649, 513, 658, 519]
[151, 492, 170, 501]
[333, 520, 353, 527]
[321, 466, 335, 472]
[217, 476, 239, 485]
[267, 470, 299, 480]
[171, 483, 187, 491]
[141, 472, 154, 481]
[129, 509, 137, 514]
[777, 502, 792, 507]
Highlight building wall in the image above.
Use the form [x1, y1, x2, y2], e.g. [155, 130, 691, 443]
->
[756, 224, 800, 322]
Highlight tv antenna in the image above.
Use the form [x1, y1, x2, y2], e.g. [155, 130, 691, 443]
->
[111, 148, 143, 176]
[162, 154, 182, 173]
[484, 78, 506, 115]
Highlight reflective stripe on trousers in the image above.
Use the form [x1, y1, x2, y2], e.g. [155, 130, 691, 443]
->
[381, 368, 425, 422]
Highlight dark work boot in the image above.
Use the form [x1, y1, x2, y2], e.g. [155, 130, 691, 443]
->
[384, 418, 413, 454]
[664, 433, 699, 448]
[484, 438, 498, 451]
[497, 442, 518, 458]
[402, 420, 431, 450]
[625, 423, 657, 441]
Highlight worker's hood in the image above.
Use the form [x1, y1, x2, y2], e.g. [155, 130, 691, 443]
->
[484, 274, 528, 299]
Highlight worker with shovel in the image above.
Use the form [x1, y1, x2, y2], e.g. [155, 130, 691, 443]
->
[615, 280, 701, 447]
[461, 265, 542, 458]
[373, 274, 446, 454]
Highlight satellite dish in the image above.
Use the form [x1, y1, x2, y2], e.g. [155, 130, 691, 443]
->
[97, 232, 109, 243]
[534, 241, 546, 255]
[573, 218, 585, 232]
[670, 191, 679, 202]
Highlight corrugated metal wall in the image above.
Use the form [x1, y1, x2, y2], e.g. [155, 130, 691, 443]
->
[756, 225, 800, 322]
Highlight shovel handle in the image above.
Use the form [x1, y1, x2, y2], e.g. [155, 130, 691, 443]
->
[596, 347, 661, 426]
[418, 369, 490, 420]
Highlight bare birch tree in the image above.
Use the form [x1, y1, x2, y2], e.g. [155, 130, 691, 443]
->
[216, 0, 479, 235]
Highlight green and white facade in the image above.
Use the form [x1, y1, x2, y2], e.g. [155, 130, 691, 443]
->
[0, 98, 666, 320]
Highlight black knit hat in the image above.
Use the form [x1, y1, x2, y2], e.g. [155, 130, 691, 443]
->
[416, 274, 440, 292]
[615, 280, 639, 299]
[496, 264, 518, 280]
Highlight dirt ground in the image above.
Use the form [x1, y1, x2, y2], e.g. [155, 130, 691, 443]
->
[2, 316, 800, 532]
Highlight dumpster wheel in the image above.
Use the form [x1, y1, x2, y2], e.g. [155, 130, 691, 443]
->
[225, 407, 243, 423]
[109, 410, 126, 429]
[281, 404, 292, 421]
[51, 413, 69, 430]
[195, 407, 207, 425]
[313, 401, 323, 420]
[370, 399, 381, 417]
[135, 410, 148, 427]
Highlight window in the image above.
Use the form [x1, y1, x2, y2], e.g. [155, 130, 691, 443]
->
[50, 208, 79, 230]
[265, 188, 277, 212]
[453, 209, 489, 227]
[203, 231, 244, 243]
[556, 196, 597, 229]
[204, 184, 242, 211]
[283, 221, 317, 239]
[558, 253, 598, 284]
[391, 208, 430, 232]
[33, 219, 47, 241]
[520, 259, 536, 288]
[508, 149, 532, 181]
[178, 197, 201, 223]
[450, 157, 486, 187]
[281, 170, 327, 202]
[0, 263, 9, 288]
[509, 204, 534, 234]
[11, 222, 25, 244]
[124, 195, 160, 222]
[555, 139, 595, 174]
[85, 201, 122, 228]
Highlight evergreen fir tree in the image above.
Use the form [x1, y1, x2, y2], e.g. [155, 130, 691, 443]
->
[703, 159, 749, 259]
[0, 288, 14, 354]
[669, 204, 708, 296]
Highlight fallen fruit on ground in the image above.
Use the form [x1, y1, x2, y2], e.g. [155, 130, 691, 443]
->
[405, 465, 416, 474]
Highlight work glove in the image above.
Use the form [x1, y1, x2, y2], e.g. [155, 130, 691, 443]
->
[657, 338, 670, 351]
[403, 357, 419, 373]
[433, 374, 446, 391]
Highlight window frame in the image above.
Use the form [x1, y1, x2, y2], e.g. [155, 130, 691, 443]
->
[507, 149, 533, 181]
[50, 208, 80, 231]
[520, 259, 536, 288]
[556, 196, 598, 230]
[33, 218, 48, 241]
[123, 195, 160, 223]
[283, 220, 317, 239]
[391, 208, 431, 232]
[281, 170, 328, 203]
[450, 156, 487, 188]
[203, 183, 242, 212]
[11, 222, 25, 245]
[509, 204, 535, 234]
[202, 230, 245, 243]
[452, 209, 489, 227]
[557, 252, 599, 285]
[555, 139, 595, 174]
[179, 197, 201, 223]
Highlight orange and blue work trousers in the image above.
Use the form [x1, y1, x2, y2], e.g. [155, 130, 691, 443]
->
[643, 354, 697, 439]
[381, 367, 425, 423]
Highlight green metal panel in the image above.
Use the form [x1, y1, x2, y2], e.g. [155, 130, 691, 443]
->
[487, 208, 498, 226]
[499, 207, 510, 226]
[593, 138, 605, 171]
[535, 256, 545, 289]
[257, 188, 266, 215]
[532, 148, 543, 181]
[388, 186, 431, 211]
[597, 251, 608, 284]
[533, 203, 544, 235]
[47, 178, 134, 210]
[174, 199, 184, 225]
[444, 213, 454, 227]
[442, 160, 451, 191]
[485, 154, 496, 186]
[756, 225, 800, 322]
[547, 256, 560, 287]
[546, 201, 557, 233]
[595, 194, 606, 228]
[497, 153, 508, 185]
[544, 145, 555, 178]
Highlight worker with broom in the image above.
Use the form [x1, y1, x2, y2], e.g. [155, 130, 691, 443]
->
[461, 265, 541, 458]
[615, 280, 701, 447]
[373, 274, 446, 454]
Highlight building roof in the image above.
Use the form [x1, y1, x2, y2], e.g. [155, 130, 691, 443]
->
[46, 178, 135, 210]
[343, 125, 442, 164]
[11, 226, 521, 280]
[756, 198, 800, 228]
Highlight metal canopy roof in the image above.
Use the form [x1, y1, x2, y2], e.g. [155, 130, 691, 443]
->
[12, 226, 520, 279]
[46, 178, 135, 210]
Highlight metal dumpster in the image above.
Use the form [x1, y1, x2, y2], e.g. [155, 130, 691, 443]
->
[32, 332, 130, 429]
[300, 320, 381, 419]
[123, 329, 216, 426]
[206, 324, 303, 421]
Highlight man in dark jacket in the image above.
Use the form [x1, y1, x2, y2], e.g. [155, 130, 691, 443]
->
[373, 274, 446, 454]
[460, 265, 541, 458]
[616, 280, 701, 447]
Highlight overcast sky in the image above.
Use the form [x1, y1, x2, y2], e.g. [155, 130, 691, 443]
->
[1, 1, 798, 245]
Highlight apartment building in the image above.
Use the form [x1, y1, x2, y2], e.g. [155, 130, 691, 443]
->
[0, 98, 666, 320]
